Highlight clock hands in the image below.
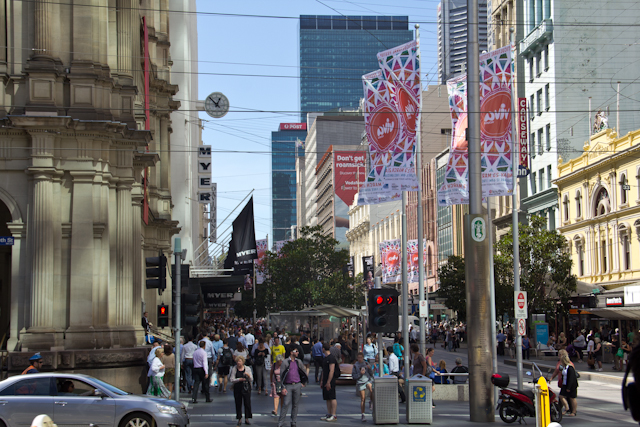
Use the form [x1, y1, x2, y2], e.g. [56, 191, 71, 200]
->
[207, 96, 221, 108]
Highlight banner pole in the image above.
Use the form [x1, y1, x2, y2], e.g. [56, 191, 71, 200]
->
[415, 24, 427, 356]
[401, 191, 410, 388]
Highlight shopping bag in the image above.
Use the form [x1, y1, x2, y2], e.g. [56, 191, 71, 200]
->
[210, 372, 218, 387]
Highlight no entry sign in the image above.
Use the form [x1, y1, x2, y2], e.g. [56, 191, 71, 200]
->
[515, 291, 527, 319]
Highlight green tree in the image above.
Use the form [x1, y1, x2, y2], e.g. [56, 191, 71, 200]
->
[494, 214, 576, 317]
[255, 225, 363, 313]
[437, 255, 467, 321]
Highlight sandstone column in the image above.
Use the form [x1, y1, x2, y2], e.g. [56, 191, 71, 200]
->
[116, 179, 134, 326]
[117, 0, 133, 76]
[29, 172, 54, 329]
[33, 0, 53, 58]
[132, 188, 144, 333]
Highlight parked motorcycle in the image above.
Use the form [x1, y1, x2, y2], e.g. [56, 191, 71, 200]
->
[491, 372, 563, 424]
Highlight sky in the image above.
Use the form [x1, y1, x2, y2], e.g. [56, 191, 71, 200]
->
[194, 0, 442, 245]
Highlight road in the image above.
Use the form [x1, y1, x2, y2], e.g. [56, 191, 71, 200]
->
[178, 346, 633, 426]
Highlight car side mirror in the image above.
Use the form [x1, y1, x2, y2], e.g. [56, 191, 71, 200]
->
[94, 389, 106, 398]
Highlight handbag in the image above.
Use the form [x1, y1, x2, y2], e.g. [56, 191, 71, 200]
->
[587, 353, 595, 367]
[617, 348, 624, 358]
[275, 380, 283, 394]
[210, 372, 218, 387]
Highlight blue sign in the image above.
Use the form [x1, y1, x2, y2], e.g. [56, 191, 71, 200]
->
[0, 237, 14, 246]
[412, 386, 426, 402]
[535, 323, 549, 348]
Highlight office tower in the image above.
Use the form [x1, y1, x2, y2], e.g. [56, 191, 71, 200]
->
[299, 15, 413, 122]
[272, 123, 307, 241]
[437, 0, 489, 84]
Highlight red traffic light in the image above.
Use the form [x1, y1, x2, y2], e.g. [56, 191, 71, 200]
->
[386, 296, 395, 304]
[159, 306, 167, 315]
[376, 295, 384, 304]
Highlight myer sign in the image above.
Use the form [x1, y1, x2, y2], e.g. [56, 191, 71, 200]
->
[198, 146, 214, 203]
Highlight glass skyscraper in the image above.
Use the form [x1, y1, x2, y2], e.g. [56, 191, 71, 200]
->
[299, 15, 414, 122]
[272, 124, 307, 241]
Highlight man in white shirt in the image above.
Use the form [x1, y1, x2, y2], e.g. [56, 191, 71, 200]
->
[182, 338, 198, 393]
[410, 326, 418, 343]
[147, 341, 161, 367]
[245, 329, 255, 353]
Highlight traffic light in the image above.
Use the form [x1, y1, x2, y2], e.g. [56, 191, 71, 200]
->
[171, 264, 190, 289]
[368, 289, 399, 333]
[157, 303, 169, 328]
[182, 293, 200, 326]
[146, 253, 167, 294]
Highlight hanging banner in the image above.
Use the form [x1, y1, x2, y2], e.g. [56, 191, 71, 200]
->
[376, 39, 421, 192]
[437, 45, 514, 206]
[275, 240, 287, 255]
[407, 239, 428, 284]
[518, 97, 530, 177]
[362, 255, 375, 289]
[255, 238, 268, 285]
[223, 197, 258, 275]
[379, 239, 401, 284]
[357, 70, 399, 205]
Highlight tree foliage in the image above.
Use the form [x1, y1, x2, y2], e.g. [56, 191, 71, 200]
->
[244, 226, 363, 315]
[494, 215, 576, 317]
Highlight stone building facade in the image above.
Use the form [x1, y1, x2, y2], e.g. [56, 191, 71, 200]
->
[0, 0, 180, 356]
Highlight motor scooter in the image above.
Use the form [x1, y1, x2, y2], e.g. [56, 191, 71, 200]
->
[491, 364, 562, 424]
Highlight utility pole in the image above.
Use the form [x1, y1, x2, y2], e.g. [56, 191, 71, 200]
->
[464, 0, 494, 421]
[174, 237, 182, 401]
[401, 192, 410, 385]
[415, 24, 427, 356]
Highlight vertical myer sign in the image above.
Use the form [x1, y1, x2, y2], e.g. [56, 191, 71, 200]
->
[517, 98, 530, 177]
[198, 146, 213, 203]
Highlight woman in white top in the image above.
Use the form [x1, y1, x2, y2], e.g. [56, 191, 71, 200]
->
[234, 342, 249, 362]
[147, 347, 171, 398]
[229, 355, 253, 425]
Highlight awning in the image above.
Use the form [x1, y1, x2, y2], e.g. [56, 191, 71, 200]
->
[308, 304, 361, 318]
[586, 306, 640, 320]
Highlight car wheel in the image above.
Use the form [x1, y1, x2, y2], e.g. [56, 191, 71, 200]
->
[120, 412, 154, 427]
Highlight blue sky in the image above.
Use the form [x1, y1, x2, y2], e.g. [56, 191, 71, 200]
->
[195, 0, 441, 243]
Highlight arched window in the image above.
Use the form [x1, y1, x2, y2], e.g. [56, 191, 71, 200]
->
[620, 173, 629, 205]
[563, 194, 570, 222]
[594, 187, 610, 217]
[575, 190, 582, 218]
[574, 235, 584, 276]
[620, 224, 631, 270]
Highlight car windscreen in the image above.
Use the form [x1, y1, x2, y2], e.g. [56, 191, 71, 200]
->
[88, 378, 130, 396]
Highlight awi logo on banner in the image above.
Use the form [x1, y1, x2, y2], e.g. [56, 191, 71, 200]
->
[379, 239, 401, 284]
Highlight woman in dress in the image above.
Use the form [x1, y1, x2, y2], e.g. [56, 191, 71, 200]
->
[557, 332, 568, 350]
[300, 335, 312, 375]
[559, 354, 578, 416]
[147, 347, 171, 398]
[162, 344, 176, 395]
[269, 354, 285, 417]
[234, 342, 249, 363]
[252, 337, 270, 395]
[229, 355, 253, 426]
[352, 352, 375, 422]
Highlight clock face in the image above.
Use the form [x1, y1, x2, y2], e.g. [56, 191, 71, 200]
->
[204, 92, 229, 118]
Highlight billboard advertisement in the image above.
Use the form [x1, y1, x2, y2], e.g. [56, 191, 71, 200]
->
[334, 151, 366, 249]
[255, 238, 268, 284]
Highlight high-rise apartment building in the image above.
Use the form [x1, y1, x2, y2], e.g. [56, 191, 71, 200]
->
[272, 124, 307, 241]
[519, 0, 640, 229]
[437, 0, 489, 84]
[299, 15, 413, 122]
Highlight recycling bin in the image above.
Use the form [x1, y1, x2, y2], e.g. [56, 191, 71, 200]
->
[406, 374, 432, 424]
[373, 376, 399, 425]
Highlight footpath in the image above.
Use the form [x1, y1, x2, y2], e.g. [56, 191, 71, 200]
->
[179, 344, 633, 426]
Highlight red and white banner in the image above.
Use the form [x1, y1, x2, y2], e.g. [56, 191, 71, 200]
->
[255, 238, 268, 284]
[334, 151, 367, 206]
[379, 239, 401, 284]
[407, 239, 427, 284]
[517, 98, 530, 177]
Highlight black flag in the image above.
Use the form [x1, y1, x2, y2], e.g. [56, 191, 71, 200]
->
[224, 197, 258, 275]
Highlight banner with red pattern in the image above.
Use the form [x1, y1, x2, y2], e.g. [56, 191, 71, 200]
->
[379, 239, 401, 284]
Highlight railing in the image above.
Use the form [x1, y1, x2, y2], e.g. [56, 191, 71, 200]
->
[520, 19, 553, 56]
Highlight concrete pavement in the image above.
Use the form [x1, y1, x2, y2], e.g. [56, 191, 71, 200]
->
[177, 344, 635, 426]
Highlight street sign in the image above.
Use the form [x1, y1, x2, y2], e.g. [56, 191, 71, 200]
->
[517, 318, 526, 336]
[419, 300, 428, 318]
[470, 217, 486, 242]
[0, 237, 14, 246]
[515, 291, 528, 319]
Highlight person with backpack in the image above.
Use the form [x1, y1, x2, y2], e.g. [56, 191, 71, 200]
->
[252, 337, 270, 395]
[217, 339, 234, 393]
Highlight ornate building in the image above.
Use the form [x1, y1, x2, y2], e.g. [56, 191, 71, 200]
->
[0, 0, 180, 359]
[556, 128, 640, 289]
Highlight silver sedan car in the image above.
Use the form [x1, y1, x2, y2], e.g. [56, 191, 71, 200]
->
[0, 373, 188, 427]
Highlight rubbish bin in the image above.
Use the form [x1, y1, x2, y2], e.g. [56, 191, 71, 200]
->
[406, 374, 432, 424]
[373, 376, 399, 425]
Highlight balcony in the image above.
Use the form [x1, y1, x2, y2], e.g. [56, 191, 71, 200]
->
[520, 19, 553, 56]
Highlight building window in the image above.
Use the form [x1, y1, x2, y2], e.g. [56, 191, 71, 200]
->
[529, 58, 534, 82]
[547, 165, 552, 188]
[563, 194, 570, 222]
[538, 128, 544, 154]
[531, 132, 536, 158]
[620, 174, 628, 205]
[537, 89, 542, 115]
[544, 46, 549, 71]
[539, 168, 545, 191]
[545, 84, 550, 110]
[575, 237, 584, 276]
[594, 187, 610, 217]
[546, 124, 551, 151]
[531, 172, 537, 194]
[601, 240, 607, 273]
[575, 190, 582, 218]
[530, 95, 535, 119]
[621, 229, 631, 270]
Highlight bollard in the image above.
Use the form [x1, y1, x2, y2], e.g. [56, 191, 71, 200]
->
[535, 377, 551, 427]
